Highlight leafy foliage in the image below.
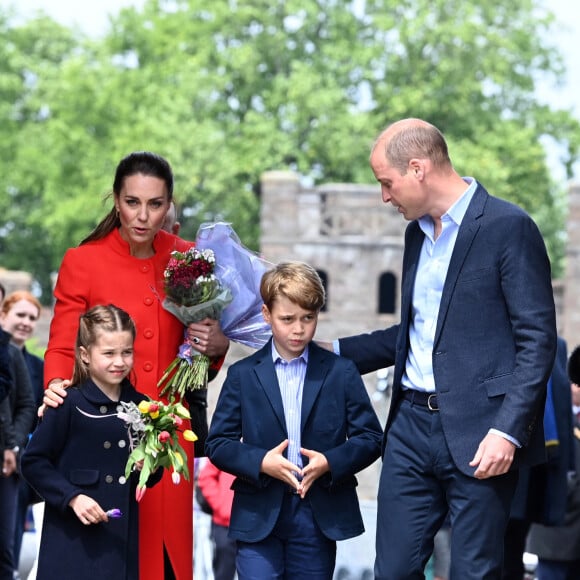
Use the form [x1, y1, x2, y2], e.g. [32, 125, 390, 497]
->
[0, 0, 578, 296]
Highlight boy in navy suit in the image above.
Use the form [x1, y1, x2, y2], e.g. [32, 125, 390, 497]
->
[206, 261, 382, 580]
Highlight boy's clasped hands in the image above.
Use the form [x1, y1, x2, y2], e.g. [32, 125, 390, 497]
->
[260, 438, 329, 498]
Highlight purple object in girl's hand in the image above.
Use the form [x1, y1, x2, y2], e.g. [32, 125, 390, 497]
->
[106, 508, 122, 518]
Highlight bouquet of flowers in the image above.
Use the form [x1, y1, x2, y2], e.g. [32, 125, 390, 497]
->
[118, 397, 197, 502]
[195, 222, 272, 349]
[157, 247, 233, 397]
[158, 223, 272, 399]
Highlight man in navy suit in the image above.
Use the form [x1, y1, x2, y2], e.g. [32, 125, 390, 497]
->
[335, 118, 557, 579]
[206, 262, 382, 580]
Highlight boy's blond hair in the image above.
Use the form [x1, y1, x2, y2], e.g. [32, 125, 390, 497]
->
[260, 261, 325, 312]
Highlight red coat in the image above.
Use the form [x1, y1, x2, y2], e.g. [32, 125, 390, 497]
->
[197, 459, 235, 528]
[45, 227, 196, 580]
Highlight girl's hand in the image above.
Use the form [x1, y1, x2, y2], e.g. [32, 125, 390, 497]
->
[69, 494, 108, 525]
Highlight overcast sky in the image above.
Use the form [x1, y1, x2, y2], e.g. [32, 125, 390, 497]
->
[13, 0, 580, 179]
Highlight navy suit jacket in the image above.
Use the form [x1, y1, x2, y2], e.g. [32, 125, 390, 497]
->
[340, 183, 557, 476]
[206, 340, 383, 542]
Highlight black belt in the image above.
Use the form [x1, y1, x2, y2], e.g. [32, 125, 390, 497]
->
[401, 389, 439, 411]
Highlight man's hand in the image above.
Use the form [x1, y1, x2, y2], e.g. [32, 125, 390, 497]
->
[187, 318, 230, 358]
[469, 432, 515, 479]
[69, 494, 108, 525]
[298, 448, 329, 498]
[260, 439, 303, 491]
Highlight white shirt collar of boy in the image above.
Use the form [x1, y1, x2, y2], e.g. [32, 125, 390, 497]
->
[271, 342, 309, 470]
[402, 177, 477, 394]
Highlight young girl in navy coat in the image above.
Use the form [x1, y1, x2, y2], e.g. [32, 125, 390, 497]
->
[21, 304, 162, 580]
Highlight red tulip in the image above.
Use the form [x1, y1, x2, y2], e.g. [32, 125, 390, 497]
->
[135, 486, 147, 502]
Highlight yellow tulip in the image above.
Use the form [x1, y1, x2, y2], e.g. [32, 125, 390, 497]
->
[183, 430, 198, 442]
[138, 401, 150, 413]
[149, 411, 160, 419]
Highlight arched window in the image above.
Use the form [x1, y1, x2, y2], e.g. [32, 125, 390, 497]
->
[316, 269, 328, 312]
[378, 272, 396, 314]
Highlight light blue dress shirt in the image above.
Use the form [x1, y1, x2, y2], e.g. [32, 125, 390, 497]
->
[402, 177, 476, 393]
[272, 342, 308, 471]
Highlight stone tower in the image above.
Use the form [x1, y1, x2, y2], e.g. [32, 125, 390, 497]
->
[563, 181, 580, 348]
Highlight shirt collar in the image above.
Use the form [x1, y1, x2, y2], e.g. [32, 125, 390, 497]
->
[271, 341, 309, 365]
[418, 176, 477, 231]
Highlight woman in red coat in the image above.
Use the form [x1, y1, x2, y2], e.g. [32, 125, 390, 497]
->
[43, 151, 229, 580]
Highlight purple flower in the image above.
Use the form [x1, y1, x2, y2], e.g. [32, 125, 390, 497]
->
[106, 508, 123, 518]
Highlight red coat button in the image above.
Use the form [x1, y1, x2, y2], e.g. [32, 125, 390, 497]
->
[143, 362, 153, 372]
[143, 329, 154, 339]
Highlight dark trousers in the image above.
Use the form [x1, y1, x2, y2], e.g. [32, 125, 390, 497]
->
[236, 493, 336, 580]
[536, 559, 580, 580]
[502, 518, 531, 580]
[0, 474, 19, 580]
[13, 476, 35, 570]
[211, 523, 236, 580]
[374, 399, 518, 580]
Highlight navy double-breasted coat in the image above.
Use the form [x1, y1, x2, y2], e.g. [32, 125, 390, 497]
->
[21, 379, 161, 580]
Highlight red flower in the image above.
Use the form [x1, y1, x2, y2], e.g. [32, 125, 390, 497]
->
[158, 431, 171, 444]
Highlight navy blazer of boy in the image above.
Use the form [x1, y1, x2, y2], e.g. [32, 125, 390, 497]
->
[339, 184, 557, 476]
[206, 339, 383, 543]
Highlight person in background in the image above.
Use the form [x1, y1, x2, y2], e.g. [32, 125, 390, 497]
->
[22, 304, 162, 580]
[502, 336, 574, 579]
[527, 345, 580, 580]
[0, 333, 35, 578]
[197, 459, 236, 580]
[42, 151, 230, 580]
[325, 118, 556, 579]
[0, 288, 12, 447]
[207, 261, 382, 580]
[0, 291, 44, 577]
